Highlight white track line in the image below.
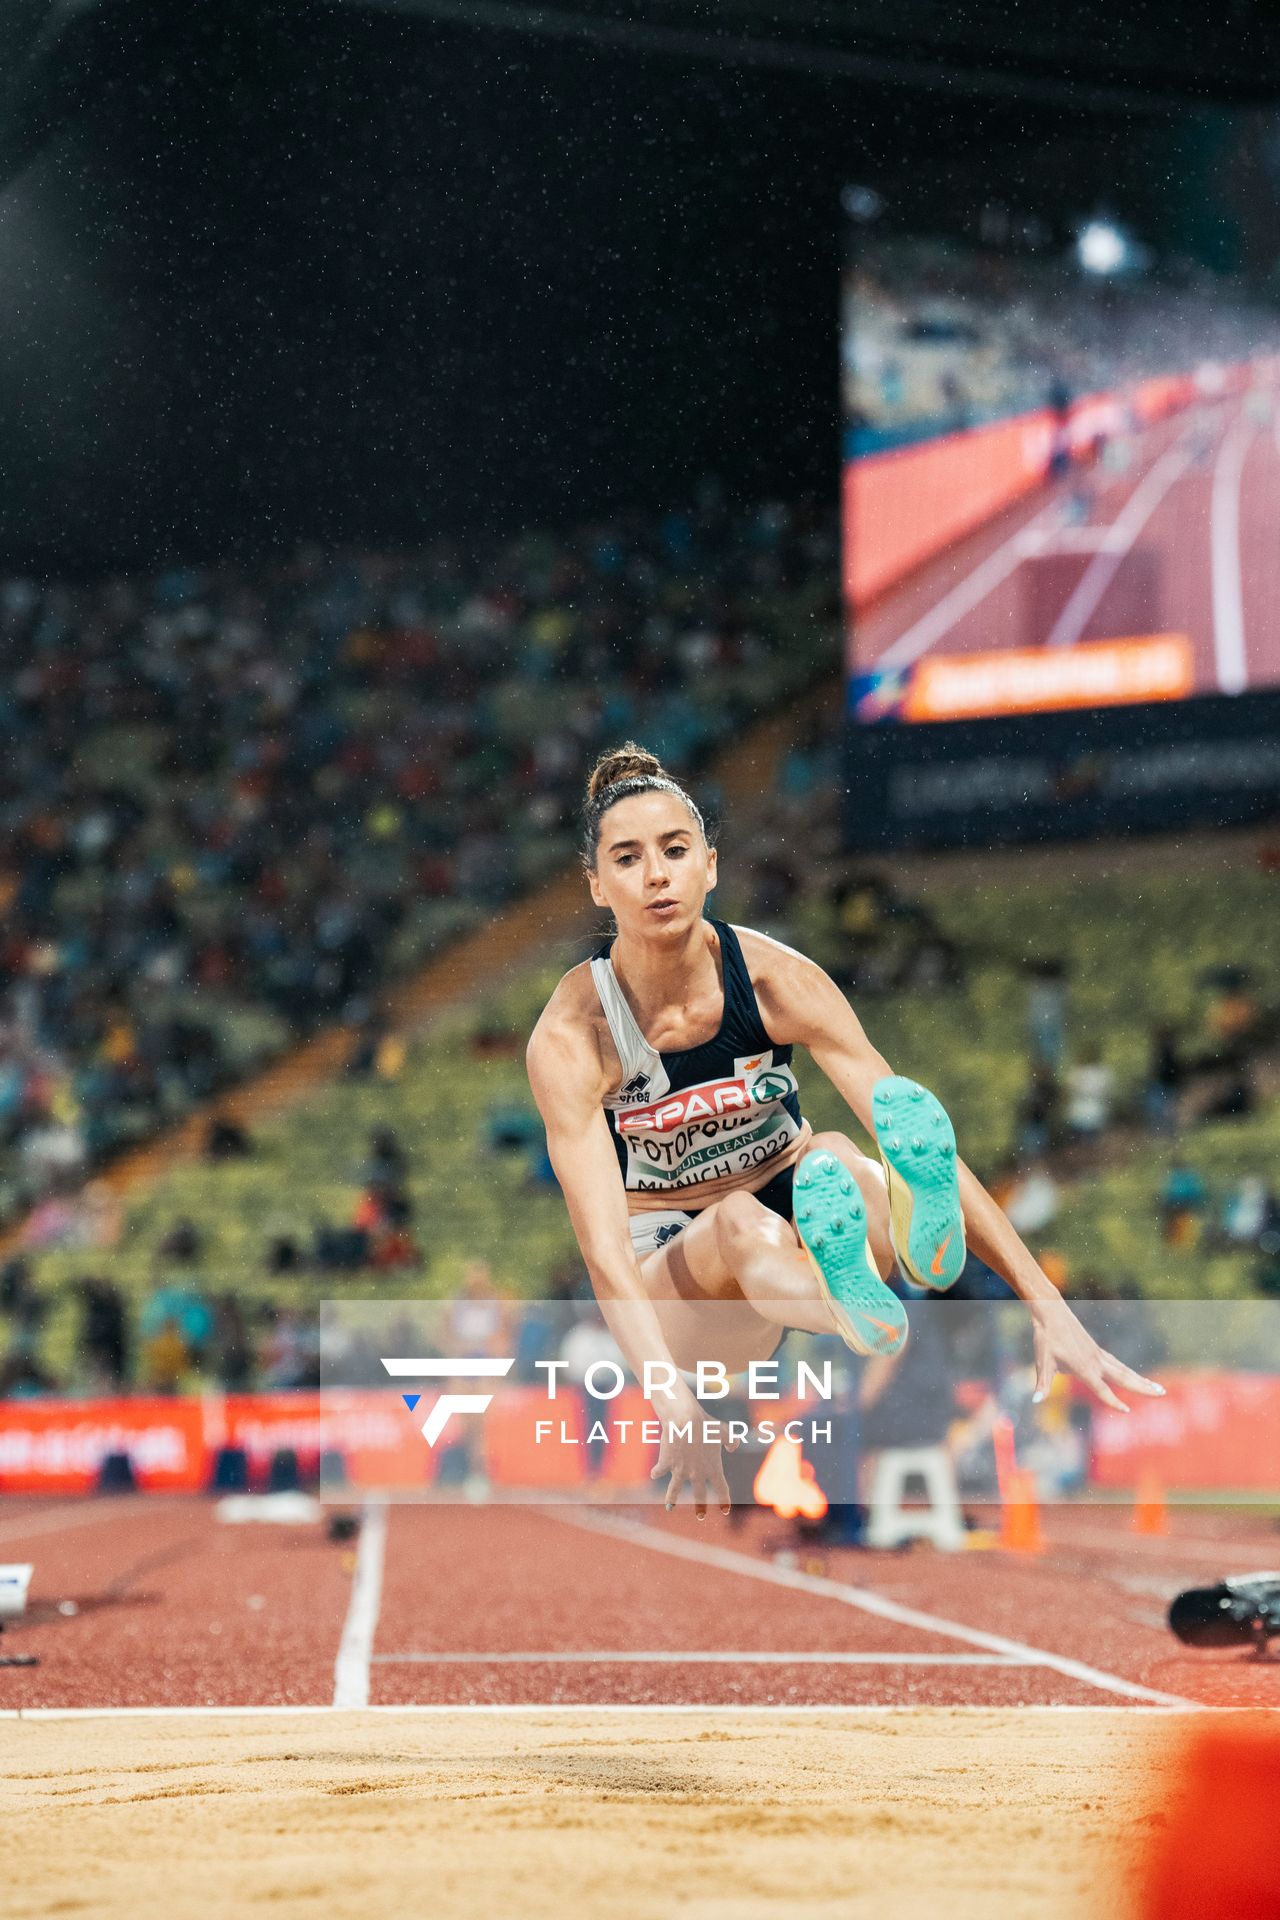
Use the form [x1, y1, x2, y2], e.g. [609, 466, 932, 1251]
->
[1210, 411, 1252, 693]
[1044, 444, 1191, 649]
[875, 498, 1066, 672]
[1016, 527, 1117, 554]
[5, 1704, 1262, 1720]
[556, 1512, 1198, 1709]
[370, 1650, 1026, 1666]
[332, 1498, 386, 1709]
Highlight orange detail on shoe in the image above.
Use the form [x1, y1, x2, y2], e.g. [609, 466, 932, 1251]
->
[861, 1311, 905, 1341]
[930, 1233, 954, 1277]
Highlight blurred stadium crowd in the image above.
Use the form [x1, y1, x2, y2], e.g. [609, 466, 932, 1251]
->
[843, 242, 1280, 448]
[0, 491, 830, 1227]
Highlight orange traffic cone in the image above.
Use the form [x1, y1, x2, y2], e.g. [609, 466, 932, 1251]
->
[1133, 1471, 1169, 1537]
[999, 1468, 1045, 1555]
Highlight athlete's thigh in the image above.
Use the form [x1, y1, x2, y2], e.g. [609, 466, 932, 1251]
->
[635, 1198, 783, 1372]
[635, 1197, 738, 1302]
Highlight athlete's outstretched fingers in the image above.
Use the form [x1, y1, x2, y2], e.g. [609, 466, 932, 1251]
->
[1031, 1322, 1057, 1403]
[1085, 1368, 1130, 1414]
[1101, 1351, 1166, 1397]
[651, 1458, 679, 1510]
[1095, 1381, 1130, 1413]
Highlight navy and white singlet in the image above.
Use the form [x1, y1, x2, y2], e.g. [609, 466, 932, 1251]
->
[590, 919, 807, 1258]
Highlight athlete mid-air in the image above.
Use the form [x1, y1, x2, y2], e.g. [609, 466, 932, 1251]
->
[527, 743, 1163, 1517]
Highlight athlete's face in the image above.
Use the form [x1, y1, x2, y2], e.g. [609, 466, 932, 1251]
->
[588, 790, 716, 935]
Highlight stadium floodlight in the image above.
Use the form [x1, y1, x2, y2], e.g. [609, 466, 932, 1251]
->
[841, 184, 884, 223]
[1076, 220, 1128, 276]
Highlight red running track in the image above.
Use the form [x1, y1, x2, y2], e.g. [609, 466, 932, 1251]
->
[2, 1496, 1280, 1714]
[851, 391, 1280, 700]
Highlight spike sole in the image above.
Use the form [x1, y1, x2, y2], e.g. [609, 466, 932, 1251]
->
[793, 1149, 908, 1358]
[871, 1075, 966, 1291]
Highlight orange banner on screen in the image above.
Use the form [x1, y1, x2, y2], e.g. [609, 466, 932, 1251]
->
[902, 634, 1194, 723]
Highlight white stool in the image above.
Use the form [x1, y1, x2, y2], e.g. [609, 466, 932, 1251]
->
[0, 1564, 32, 1619]
[865, 1446, 965, 1551]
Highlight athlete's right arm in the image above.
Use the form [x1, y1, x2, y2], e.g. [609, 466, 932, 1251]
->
[526, 998, 730, 1517]
[526, 1006, 645, 1295]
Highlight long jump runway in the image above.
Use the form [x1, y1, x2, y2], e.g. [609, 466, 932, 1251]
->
[2, 1496, 1278, 1714]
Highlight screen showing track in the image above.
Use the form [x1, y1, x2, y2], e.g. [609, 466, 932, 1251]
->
[844, 233, 1280, 726]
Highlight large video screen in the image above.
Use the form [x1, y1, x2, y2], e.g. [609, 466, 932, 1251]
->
[844, 231, 1280, 725]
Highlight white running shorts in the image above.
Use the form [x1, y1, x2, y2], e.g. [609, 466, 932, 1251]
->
[629, 1209, 694, 1260]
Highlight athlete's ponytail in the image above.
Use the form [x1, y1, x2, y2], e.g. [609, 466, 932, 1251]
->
[580, 740, 710, 868]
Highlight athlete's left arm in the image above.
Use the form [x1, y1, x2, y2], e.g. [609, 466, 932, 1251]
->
[753, 938, 1163, 1412]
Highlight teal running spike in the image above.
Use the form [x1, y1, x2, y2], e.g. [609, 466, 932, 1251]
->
[872, 1076, 966, 1291]
[793, 1150, 908, 1358]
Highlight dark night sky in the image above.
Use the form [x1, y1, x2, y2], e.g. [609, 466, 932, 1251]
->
[0, 3, 1268, 568]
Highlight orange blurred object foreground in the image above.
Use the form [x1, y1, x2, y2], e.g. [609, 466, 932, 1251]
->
[1142, 1717, 1280, 1918]
[752, 1434, 828, 1521]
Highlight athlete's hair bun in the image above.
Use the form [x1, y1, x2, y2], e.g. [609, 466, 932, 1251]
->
[584, 742, 665, 805]
[579, 740, 710, 868]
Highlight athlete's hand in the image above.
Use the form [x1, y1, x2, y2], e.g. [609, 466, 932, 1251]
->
[1029, 1295, 1166, 1414]
[650, 1388, 733, 1519]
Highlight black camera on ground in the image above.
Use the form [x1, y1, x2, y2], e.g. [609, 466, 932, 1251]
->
[1169, 1573, 1280, 1659]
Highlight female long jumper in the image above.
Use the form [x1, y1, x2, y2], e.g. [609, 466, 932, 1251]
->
[528, 744, 1161, 1516]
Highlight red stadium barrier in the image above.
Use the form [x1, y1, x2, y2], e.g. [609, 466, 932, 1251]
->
[1089, 1371, 1280, 1493]
[0, 1370, 1276, 1495]
[0, 1392, 415, 1494]
[844, 407, 1055, 609]
[0, 1396, 208, 1493]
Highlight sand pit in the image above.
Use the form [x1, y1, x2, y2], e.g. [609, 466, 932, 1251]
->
[3, 1708, 1170, 1919]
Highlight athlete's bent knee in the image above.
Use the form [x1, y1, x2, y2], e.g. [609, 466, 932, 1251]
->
[712, 1188, 773, 1251]
[808, 1129, 860, 1159]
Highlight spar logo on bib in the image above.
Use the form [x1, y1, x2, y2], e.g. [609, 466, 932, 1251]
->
[617, 1053, 796, 1135]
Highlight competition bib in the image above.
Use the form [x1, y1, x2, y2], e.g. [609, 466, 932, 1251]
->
[612, 1054, 801, 1193]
